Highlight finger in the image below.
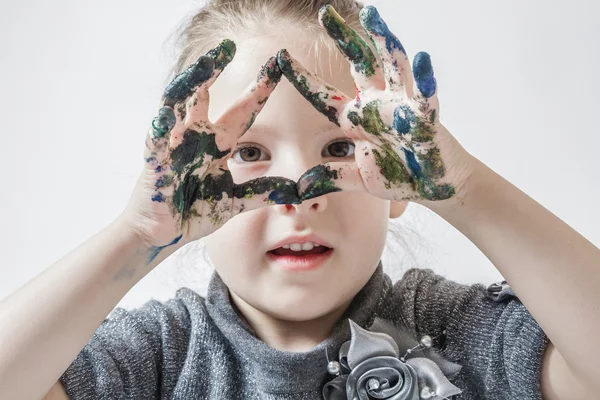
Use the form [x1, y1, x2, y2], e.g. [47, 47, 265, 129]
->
[318, 5, 384, 93]
[411, 52, 437, 99]
[277, 49, 350, 126]
[231, 176, 302, 215]
[214, 55, 282, 145]
[162, 39, 236, 122]
[359, 6, 411, 92]
[144, 106, 177, 165]
[162, 55, 215, 108]
[297, 162, 367, 201]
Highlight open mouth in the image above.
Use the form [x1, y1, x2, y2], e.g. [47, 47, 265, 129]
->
[268, 246, 332, 257]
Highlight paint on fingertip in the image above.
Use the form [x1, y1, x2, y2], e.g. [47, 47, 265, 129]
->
[360, 6, 407, 55]
[147, 234, 183, 264]
[257, 56, 282, 85]
[163, 56, 215, 107]
[206, 39, 236, 71]
[151, 107, 177, 138]
[320, 5, 378, 77]
[413, 52, 437, 98]
[297, 164, 342, 200]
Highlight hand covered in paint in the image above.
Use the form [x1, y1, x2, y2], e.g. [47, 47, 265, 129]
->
[278, 5, 474, 204]
[126, 40, 299, 250]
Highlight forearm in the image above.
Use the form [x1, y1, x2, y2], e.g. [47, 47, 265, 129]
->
[420, 154, 600, 389]
[0, 214, 184, 400]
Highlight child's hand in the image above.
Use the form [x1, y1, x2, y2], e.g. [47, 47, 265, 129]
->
[278, 5, 474, 204]
[125, 40, 300, 248]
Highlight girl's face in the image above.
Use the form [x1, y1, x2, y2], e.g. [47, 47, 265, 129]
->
[204, 34, 404, 323]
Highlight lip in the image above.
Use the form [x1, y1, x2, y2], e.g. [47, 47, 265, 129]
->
[268, 233, 333, 252]
[266, 248, 334, 272]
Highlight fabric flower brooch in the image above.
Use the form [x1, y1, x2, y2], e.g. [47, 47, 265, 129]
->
[322, 318, 462, 400]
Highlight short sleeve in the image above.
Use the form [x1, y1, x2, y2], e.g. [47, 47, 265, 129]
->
[390, 268, 550, 400]
[59, 296, 191, 400]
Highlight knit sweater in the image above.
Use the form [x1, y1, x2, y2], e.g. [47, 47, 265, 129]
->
[59, 263, 549, 399]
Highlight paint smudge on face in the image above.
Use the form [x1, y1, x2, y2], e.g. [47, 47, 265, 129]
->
[413, 52, 437, 98]
[319, 5, 378, 78]
[147, 234, 183, 264]
[359, 6, 407, 56]
[162, 56, 215, 108]
[347, 101, 388, 136]
[277, 50, 341, 125]
[372, 142, 411, 188]
[297, 164, 342, 200]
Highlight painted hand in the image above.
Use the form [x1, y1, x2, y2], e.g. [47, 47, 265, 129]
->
[278, 5, 473, 204]
[129, 40, 300, 251]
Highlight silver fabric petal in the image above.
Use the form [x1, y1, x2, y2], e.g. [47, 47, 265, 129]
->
[406, 357, 462, 398]
[347, 320, 399, 369]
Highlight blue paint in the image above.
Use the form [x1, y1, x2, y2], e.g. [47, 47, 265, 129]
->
[155, 176, 169, 189]
[402, 148, 422, 178]
[151, 192, 164, 202]
[147, 234, 183, 264]
[155, 165, 163, 173]
[413, 52, 437, 98]
[360, 6, 407, 55]
[393, 105, 415, 134]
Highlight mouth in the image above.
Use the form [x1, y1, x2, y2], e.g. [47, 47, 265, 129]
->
[266, 245, 334, 271]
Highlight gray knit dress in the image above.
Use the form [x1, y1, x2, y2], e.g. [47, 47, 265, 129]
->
[59, 262, 549, 399]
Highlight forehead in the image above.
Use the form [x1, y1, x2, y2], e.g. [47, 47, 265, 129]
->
[207, 32, 356, 126]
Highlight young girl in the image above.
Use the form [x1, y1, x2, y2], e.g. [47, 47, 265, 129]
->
[1, 1, 598, 399]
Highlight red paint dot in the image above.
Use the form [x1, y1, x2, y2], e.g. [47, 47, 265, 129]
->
[332, 95, 342, 100]
[354, 83, 361, 101]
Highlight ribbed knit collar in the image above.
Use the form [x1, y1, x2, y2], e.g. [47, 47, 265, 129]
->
[205, 261, 389, 394]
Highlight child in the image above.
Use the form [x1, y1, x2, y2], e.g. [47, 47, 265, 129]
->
[1, 0, 598, 399]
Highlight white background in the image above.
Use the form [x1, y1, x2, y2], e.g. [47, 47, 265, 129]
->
[1, 0, 598, 310]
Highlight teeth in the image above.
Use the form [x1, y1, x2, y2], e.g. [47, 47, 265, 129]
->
[281, 242, 321, 251]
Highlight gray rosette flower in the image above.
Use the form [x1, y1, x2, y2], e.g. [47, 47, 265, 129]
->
[322, 318, 462, 400]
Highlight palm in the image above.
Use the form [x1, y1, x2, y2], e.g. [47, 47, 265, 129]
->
[131, 40, 298, 249]
[279, 5, 471, 204]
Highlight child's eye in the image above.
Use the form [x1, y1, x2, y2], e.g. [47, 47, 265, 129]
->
[231, 144, 269, 163]
[323, 139, 355, 158]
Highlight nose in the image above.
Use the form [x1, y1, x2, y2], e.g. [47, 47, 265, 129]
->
[277, 194, 328, 215]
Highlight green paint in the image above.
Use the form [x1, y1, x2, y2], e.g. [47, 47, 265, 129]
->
[297, 164, 342, 200]
[206, 39, 236, 71]
[257, 55, 282, 85]
[151, 107, 176, 138]
[320, 6, 378, 78]
[372, 142, 411, 189]
[163, 56, 215, 107]
[277, 50, 340, 125]
[245, 111, 258, 133]
[170, 129, 229, 176]
[419, 148, 445, 179]
[346, 101, 388, 136]
[411, 116, 435, 142]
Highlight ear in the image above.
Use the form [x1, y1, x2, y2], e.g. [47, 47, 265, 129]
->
[389, 201, 408, 219]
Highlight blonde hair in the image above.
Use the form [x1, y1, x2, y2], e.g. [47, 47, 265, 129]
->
[168, 0, 365, 79]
